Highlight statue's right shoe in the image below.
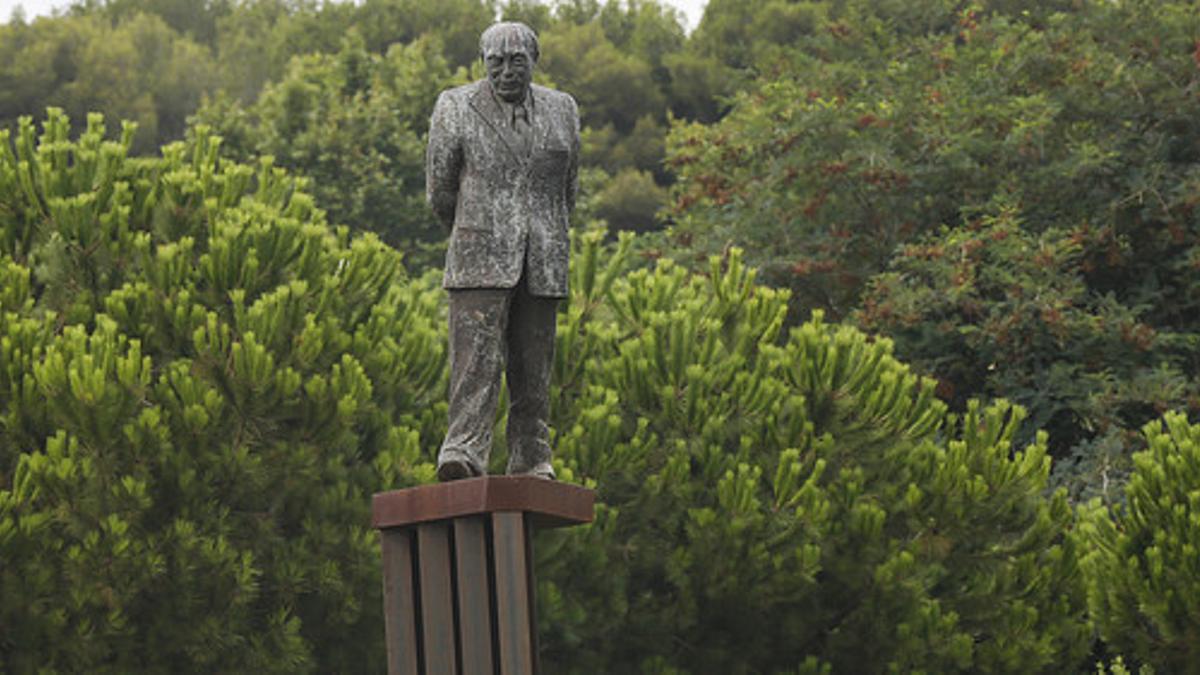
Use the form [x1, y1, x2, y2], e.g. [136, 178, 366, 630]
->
[436, 457, 477, 482]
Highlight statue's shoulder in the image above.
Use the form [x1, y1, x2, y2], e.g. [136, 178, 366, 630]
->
[532, 84, 578, 115]
[438, 80, 487, 106]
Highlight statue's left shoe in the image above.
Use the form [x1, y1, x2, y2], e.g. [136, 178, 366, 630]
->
[510, 461, 555, 480]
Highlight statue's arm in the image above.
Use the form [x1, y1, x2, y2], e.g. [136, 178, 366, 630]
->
[426, 91, 463, 228]
[566, 95, 580, 215]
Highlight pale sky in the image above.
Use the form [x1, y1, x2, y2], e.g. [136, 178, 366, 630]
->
[1, 0, 709, 31]
[0, 0, 65, 22]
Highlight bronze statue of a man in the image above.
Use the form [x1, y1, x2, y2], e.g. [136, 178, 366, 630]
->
[426, 22, 580, 481]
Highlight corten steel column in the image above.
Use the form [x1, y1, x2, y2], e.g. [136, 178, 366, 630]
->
[372, 476, 594, 675]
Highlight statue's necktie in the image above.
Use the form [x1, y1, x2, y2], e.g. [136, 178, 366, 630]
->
[511, 103, 532, 155]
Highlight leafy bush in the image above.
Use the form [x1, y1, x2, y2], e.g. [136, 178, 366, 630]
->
[666, 0, 1200, 498]
[855, 206, 1194, 498]
[590, 167, 668, 233]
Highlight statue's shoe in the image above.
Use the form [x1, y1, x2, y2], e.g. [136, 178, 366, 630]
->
[518, 462, 555, 480]
[436, 458, 477, 482]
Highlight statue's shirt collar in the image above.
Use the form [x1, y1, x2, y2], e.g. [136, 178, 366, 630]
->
[487, 82, 535, 126]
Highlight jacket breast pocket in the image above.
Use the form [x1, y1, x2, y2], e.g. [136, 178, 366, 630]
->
[532, 148, 569, 182]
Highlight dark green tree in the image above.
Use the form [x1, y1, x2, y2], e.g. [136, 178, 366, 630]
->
[855, 207, 1195, 498]
[212, 0, 357, 104]
[589, 166, 667, 233]
[500, 0, 555, 34]
[539, 20, 666, 134]
[193, 34, 467, 270]
[90, 0, 233, 45]
[687, 0, 825, 71]
[666, 0, 1200, 495]
[0, 11, 217, 153]
[596, 0, 685, 87]
[353, 0, 495, 68]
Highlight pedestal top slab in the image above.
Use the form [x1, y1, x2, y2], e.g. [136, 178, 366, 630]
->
[372, 476, 595, 530]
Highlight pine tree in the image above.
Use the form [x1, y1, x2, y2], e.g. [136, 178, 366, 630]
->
[1078, 412, 1200, 673]
[537, 232, 1090, 672]
[0, 109, 445, 672]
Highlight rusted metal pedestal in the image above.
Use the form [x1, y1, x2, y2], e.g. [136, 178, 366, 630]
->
[372, 476, 594, 675]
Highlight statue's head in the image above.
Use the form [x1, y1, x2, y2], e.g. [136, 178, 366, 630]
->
[480, 22, 538, 103]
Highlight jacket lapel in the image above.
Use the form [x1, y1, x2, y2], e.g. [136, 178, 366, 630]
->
[529, 88, 552, 155]
[468, 81, 524, 164]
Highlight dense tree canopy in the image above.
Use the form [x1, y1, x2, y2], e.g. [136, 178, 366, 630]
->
[1, 0, 703, 237]
[666, 0, 1200, 494]
[539, 241, 1089, 672]
[2, 111, 1095, 672]
[4, 0, 1200, 671]
[0, 11, 217, 153]
[192, 33, 466, 270]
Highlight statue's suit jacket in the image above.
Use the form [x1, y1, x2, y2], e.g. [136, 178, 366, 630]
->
[426, 80, 580, 297]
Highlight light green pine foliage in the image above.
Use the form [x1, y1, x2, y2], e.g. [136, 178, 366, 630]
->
[0, 109, 444, 672]
[1079, 412, 1200, 673]
[537, 230, 1089, 673]
[1096, 656, 1155, 675]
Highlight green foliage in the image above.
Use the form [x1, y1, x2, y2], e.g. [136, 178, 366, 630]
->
[666, 0, 1200, 496]
[96, 0, 233, 45]
[661, 48, 736, 123]
[535, 231, 1089, 672]
[1095, 656, 1155, 675]
[688, 0, 825, 71]
[0, 110, 1095, 670]
[593, 0, 686, 93]
[211, 0, 356, 104]
[1, 0, 699, 250]
[668, 1, 1200, 313]
[13, 2, 1196, 668]
[1078, 412, 1200, 674]
[0, 11, 217, 153]
[0, 109, 444, 672]
[540, 20, 666, 134]
[354, 0, 495, 68]
[589, 167, 667, 233]
[582, 113, 669, 180]
[193, 34, 467, 271]
[501, 0, 556, 34]
[855, 206, 1195, 498]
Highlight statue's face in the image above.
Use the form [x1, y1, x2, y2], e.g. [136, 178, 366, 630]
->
[483, 42, 533, 103]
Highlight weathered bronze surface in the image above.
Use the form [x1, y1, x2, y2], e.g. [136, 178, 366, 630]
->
[426, 22, 580, 482]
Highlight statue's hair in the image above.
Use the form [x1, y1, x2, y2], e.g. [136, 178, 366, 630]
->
[479, 22, 539, 63]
